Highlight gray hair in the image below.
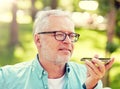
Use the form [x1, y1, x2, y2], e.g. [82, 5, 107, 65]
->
[33, 10, 72, 35]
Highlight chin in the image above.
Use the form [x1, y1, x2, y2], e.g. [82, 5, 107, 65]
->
[56, 56, 70, 64]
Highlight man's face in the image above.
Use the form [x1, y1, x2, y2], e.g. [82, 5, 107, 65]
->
[37, 16, 75, 64]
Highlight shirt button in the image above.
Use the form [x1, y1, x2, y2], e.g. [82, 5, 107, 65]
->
[43, 71, 46, 75]
[44, 85, 47, 89]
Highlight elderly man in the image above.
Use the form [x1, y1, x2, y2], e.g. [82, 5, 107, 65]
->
[0, 10, 114, 89]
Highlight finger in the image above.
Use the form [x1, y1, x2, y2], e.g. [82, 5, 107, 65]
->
[92, 58, 105, 73]
[105, 57, 114, 70]
[85, 60, 101, 75]
[86, 64, 102, 79]
[86, 65, 90, 77]
[86, 64, 96, 76]
[94, 54, 99, 59]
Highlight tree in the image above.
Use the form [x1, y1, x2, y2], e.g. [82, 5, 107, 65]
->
[98, 0, 120, 87]
[31, 0, 38, 21]
[42, 0, 58, 9]
[50, 0, 58, 9]
[9, 0, 18, 47]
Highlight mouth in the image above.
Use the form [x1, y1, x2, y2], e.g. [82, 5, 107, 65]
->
[59, 48, 71, 53]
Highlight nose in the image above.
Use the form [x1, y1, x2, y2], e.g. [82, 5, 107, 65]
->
[63, 35, 71, 43]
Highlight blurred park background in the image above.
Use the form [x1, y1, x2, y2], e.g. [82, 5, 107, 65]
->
[0, 0, 120, 88]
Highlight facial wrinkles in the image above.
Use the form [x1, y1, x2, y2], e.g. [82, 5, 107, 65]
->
[39, 16, 75, 64]
[40, 38, 72, 64]
[39, 35, 57, 63]
[40, 36, 54, 61]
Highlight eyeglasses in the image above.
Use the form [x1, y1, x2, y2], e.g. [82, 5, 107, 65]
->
[38, 31, 80, 42]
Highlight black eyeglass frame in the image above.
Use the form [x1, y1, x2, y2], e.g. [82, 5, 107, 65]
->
[37, 31, 80, 42]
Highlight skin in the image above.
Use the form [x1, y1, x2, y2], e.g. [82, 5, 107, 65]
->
[85, 55, 114, 89]
[34, 15, 75, 78]
[34, 15, 114, 88]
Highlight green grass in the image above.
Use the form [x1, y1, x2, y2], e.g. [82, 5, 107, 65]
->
[110, 63, 120, 89]
[0, 22, 37, 65]
[0, 22, 120, 89]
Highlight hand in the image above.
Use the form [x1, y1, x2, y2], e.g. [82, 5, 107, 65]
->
[84, 55, 114, 89]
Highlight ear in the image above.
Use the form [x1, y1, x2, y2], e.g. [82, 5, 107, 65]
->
[34, 34, 41, 47]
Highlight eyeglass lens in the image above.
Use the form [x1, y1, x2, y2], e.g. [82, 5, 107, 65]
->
[54, 31, 79, 42]
[38, 31, 80, 42]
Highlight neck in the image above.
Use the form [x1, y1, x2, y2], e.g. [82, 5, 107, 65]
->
[47, 65, 65, 79]
[39, 57, 66, 79]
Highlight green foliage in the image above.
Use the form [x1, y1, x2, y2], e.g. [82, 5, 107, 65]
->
[110, 62, 120, 89]
[106, 41, 119, 53]
[115, 11, 120, 38]
[72, 0, 81, 12]
[0, 22, 37, 66]
[98, 0, 110, 15]
[115, 24, 120, 38]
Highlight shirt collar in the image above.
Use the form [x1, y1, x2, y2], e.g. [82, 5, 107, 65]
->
[65, 63, 70, 73]
[32, 54, 71, 78]
[32, 54, 45, 78]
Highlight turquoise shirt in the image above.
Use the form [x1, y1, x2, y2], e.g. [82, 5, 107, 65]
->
[0, 56, 102, 89]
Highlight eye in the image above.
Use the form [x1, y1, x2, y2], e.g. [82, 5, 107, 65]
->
[55, 32, 64, 37]
[69, 33, 76, 38]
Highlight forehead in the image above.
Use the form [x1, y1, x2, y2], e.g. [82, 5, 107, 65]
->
[46, 15, 75, 32]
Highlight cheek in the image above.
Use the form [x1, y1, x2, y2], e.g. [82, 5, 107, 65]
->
[40, 42, 58, 59]
[41, 39, 58, 52]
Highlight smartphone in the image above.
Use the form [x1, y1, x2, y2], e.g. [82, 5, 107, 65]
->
[80, 58, 111, 64]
